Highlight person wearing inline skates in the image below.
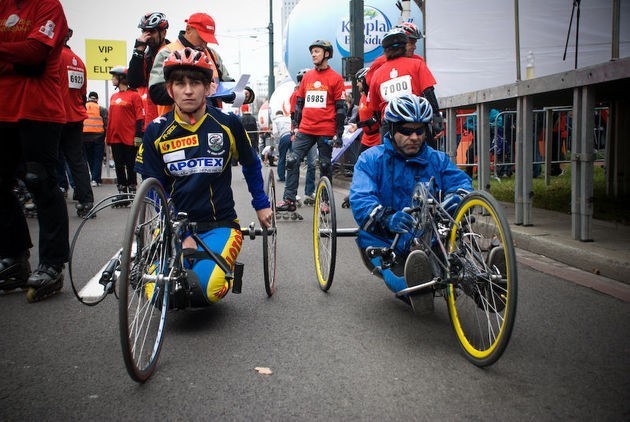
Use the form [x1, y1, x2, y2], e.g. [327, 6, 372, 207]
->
[58, 28, 95, 217]
[276, 40, 346, 218]
[349, 94, 472, 314]
[0, 0, 70, 301]
[135, 47, 272, 306]
[107, 66, 144, 206]
[287, 68, 317, 206]
[342, 66, 381, 209]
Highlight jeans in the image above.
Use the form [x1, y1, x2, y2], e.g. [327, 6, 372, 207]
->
[83, 133, 105, 183]
[304, 144, 316, 196]
[282, 132, 333, 201]
[276, 133, 291, 181]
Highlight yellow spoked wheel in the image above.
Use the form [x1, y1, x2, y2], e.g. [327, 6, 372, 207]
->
[312, 177, 337, 291]
[446, 190, 517, 367]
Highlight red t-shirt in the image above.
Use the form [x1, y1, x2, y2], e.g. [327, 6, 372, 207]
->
[0, 0, 68, 123]
[106, 89, 144, 146]
[59, 46, 87, 123]
[137, 86, 158, 130]
[357, 94, 381, 147]
[368, 56, 437, 116]
[296, 66, 345, 137]
[365, 53, 435, 87]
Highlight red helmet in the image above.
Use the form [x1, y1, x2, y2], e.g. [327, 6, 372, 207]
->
[396, 22, 423, 40]
[164, 47, 214, 80]
[138, 12, 169, 31]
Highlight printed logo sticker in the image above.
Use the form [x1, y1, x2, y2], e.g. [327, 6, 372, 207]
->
[167, 157, 224, 176]
[207, 133, 224, 153]
[159, 134, 199, 153]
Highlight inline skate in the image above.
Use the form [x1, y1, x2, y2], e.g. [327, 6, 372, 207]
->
[112, 185, 132, 208]
[276, 198, 303, 221]
[25, 263, 64, 302]
[0, 252, 31, 293]
[75, 201, 94, 218]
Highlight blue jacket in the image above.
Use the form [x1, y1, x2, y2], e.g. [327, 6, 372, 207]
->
[349, 135, 473, 253]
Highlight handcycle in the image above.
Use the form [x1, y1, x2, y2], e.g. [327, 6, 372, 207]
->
[312, 176, 517, 367]
[68, 170, 278, 382]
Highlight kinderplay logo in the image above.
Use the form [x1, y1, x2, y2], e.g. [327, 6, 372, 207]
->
[336, 6, 392, 63]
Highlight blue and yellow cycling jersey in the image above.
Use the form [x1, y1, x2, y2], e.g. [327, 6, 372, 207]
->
[135, 106, 269, 223]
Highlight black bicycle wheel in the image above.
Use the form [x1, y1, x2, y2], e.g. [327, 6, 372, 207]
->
[312, 176, 337, 291]
[263, 169, 278, 296]
[118, 178, 172, 382]
[68, 195, 133, 305]
[446, 190, 518, 367]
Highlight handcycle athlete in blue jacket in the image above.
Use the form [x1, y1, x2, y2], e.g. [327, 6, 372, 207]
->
[349, 94, 473, 313]
[135, 47, 272, 306]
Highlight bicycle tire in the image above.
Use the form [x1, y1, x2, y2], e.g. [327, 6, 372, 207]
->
[312, 177, 337, 291]
[118, 178, 171, 382]
[446, 190, 518, 367]
[263, 169, 278, 297]
[68, 195, 130, 305]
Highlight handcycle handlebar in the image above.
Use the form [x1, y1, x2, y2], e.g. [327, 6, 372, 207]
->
[176, 214, 275, 281]
[364, 205, 424, 269]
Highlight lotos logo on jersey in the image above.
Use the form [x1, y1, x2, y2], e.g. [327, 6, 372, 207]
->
[167, 157, 224, 176]
[159, 134, 199, 153]
[207, 133, 224, 153]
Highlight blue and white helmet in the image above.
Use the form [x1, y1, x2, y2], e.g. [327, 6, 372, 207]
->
[383, 94, 433, 124]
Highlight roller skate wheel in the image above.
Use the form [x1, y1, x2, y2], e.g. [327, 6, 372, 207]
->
[282, 213, 289, 220]
[290, 213, 297, 220]
[26, 287, 38, 303]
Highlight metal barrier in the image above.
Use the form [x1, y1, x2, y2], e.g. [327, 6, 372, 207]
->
[444, 106, 609, 185]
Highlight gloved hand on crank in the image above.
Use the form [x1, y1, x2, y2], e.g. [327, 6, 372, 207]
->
[332, 132, 343, 148]
[385, 211, 417, 234]
[441, 188, 471, 215]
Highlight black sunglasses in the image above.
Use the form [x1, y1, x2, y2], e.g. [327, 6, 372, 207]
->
[396, 126, 425, 136]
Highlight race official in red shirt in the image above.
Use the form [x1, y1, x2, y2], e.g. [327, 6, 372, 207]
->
[276, 40, 346, 213]
[0, 0, 71, 300]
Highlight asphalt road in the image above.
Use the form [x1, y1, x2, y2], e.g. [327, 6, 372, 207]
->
[1, 169, 628, 421]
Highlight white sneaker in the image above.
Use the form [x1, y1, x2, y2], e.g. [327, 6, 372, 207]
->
[404, 250, 434, 315]
[90, 181, 98, 187]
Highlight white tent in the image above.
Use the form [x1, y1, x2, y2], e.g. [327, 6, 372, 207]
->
[425, 0, 630, 98]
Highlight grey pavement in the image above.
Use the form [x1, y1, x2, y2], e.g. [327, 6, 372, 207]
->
[329, 174, 630, 287]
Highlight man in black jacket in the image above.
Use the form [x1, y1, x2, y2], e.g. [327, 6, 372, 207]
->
[127, 12, 169, 127]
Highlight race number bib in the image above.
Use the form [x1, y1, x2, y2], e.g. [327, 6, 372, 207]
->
[68, 70, 84, 89]
[379, 75, 412, 102]
[305, 90, 327, 108]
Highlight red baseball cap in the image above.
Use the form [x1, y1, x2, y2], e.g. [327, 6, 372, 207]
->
[185, 13, 218, 45]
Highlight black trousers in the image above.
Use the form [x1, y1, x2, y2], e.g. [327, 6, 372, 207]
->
[60, 121, 94, 203]
[111, 143, 138, 188]
[0, 121, 69, 265]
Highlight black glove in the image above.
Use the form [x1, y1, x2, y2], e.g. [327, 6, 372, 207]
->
[332, 133, 343, 148]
